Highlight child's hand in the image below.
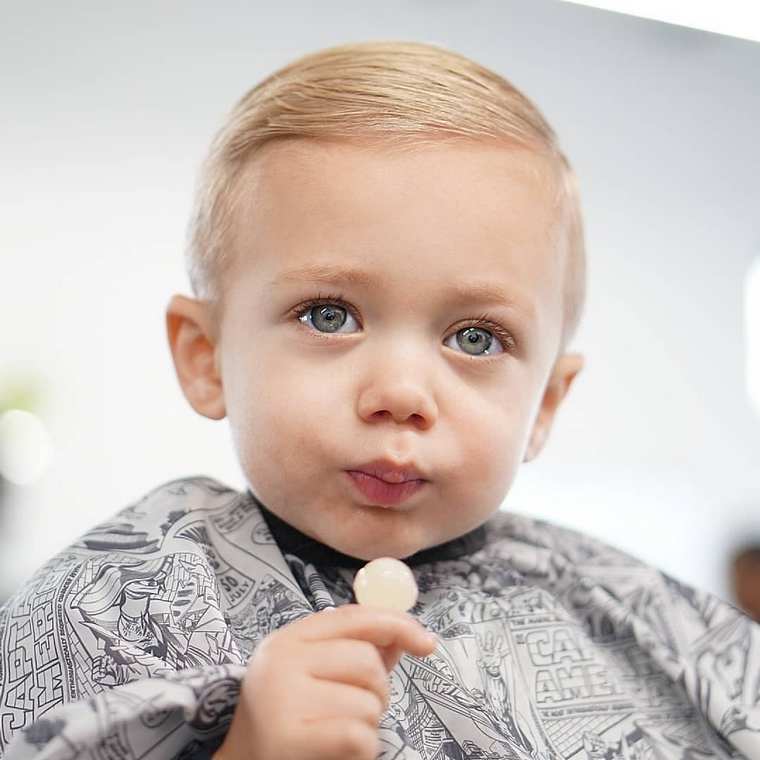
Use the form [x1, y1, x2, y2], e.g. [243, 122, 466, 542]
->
[213, 604, 436, 760]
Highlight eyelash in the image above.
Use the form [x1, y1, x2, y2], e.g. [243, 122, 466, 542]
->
[289, 291, 517, 356]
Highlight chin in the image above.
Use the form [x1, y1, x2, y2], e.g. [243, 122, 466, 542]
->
[327, 512, 431, 561]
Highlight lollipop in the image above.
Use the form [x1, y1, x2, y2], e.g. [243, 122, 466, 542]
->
[353, 557, 419, 612]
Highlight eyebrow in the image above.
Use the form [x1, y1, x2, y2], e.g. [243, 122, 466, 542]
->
[269, 263, 535, 319]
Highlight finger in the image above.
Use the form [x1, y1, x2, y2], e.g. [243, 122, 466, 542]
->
[377, 643, 404, 672]
[302, 679, 385, 729]
[297, 717, 379, 760]
[307, 639, 389, 707]
[296, 604, 436, 661]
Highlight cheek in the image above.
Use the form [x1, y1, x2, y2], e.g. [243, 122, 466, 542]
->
[224, 348, 342, 466]
[450, 386, 533, 490]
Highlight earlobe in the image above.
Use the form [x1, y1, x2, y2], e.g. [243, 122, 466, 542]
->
[523, 352, 584, 463]
[166, 295, 226, 420]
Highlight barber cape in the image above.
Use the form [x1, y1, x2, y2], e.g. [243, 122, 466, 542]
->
[1, 476, 758, 760]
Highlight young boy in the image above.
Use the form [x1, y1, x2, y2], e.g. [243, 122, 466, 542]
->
[1, 40, 758, 760]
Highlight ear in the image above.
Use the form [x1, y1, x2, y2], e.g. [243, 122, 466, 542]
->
[523, 352, 584, 463]
[166, 295, 226, 420]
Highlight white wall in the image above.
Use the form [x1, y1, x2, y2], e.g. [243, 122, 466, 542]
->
[2, 0, 759, 602]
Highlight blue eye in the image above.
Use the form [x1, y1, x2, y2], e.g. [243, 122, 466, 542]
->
[444, 326, 505, 356]
[298, 302, 360, 333]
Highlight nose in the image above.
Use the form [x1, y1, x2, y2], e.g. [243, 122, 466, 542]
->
[356, 368, 438, 430]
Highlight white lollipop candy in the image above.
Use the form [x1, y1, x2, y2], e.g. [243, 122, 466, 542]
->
[353, 557, 419, 611]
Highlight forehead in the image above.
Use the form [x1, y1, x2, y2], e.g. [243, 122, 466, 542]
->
[229, 138, 563, 323]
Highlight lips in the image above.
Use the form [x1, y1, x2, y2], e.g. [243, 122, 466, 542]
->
[350, 459, 427, 484]
[346, 459, 429, 507]
[346, 471, 427, 507]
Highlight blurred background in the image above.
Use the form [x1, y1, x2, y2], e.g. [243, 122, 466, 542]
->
[1, 1, 759, 608]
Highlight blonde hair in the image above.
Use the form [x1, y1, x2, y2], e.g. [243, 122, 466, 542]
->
[186, 40, 586, 353]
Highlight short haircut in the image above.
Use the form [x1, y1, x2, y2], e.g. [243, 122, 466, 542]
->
[186, 40, 586, 354]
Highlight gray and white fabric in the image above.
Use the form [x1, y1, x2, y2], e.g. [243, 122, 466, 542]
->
[1, 476, 758, 759]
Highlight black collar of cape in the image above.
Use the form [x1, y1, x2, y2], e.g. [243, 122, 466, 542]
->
[248, 490, 487, 569]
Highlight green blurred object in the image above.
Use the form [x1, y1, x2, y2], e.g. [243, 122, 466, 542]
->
[0, 375, 42, 415]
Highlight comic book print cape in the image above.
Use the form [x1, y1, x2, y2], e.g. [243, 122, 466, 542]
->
[1, 476, 759, 760]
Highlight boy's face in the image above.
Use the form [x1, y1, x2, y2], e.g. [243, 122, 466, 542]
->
[168, 139, 583, 560]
